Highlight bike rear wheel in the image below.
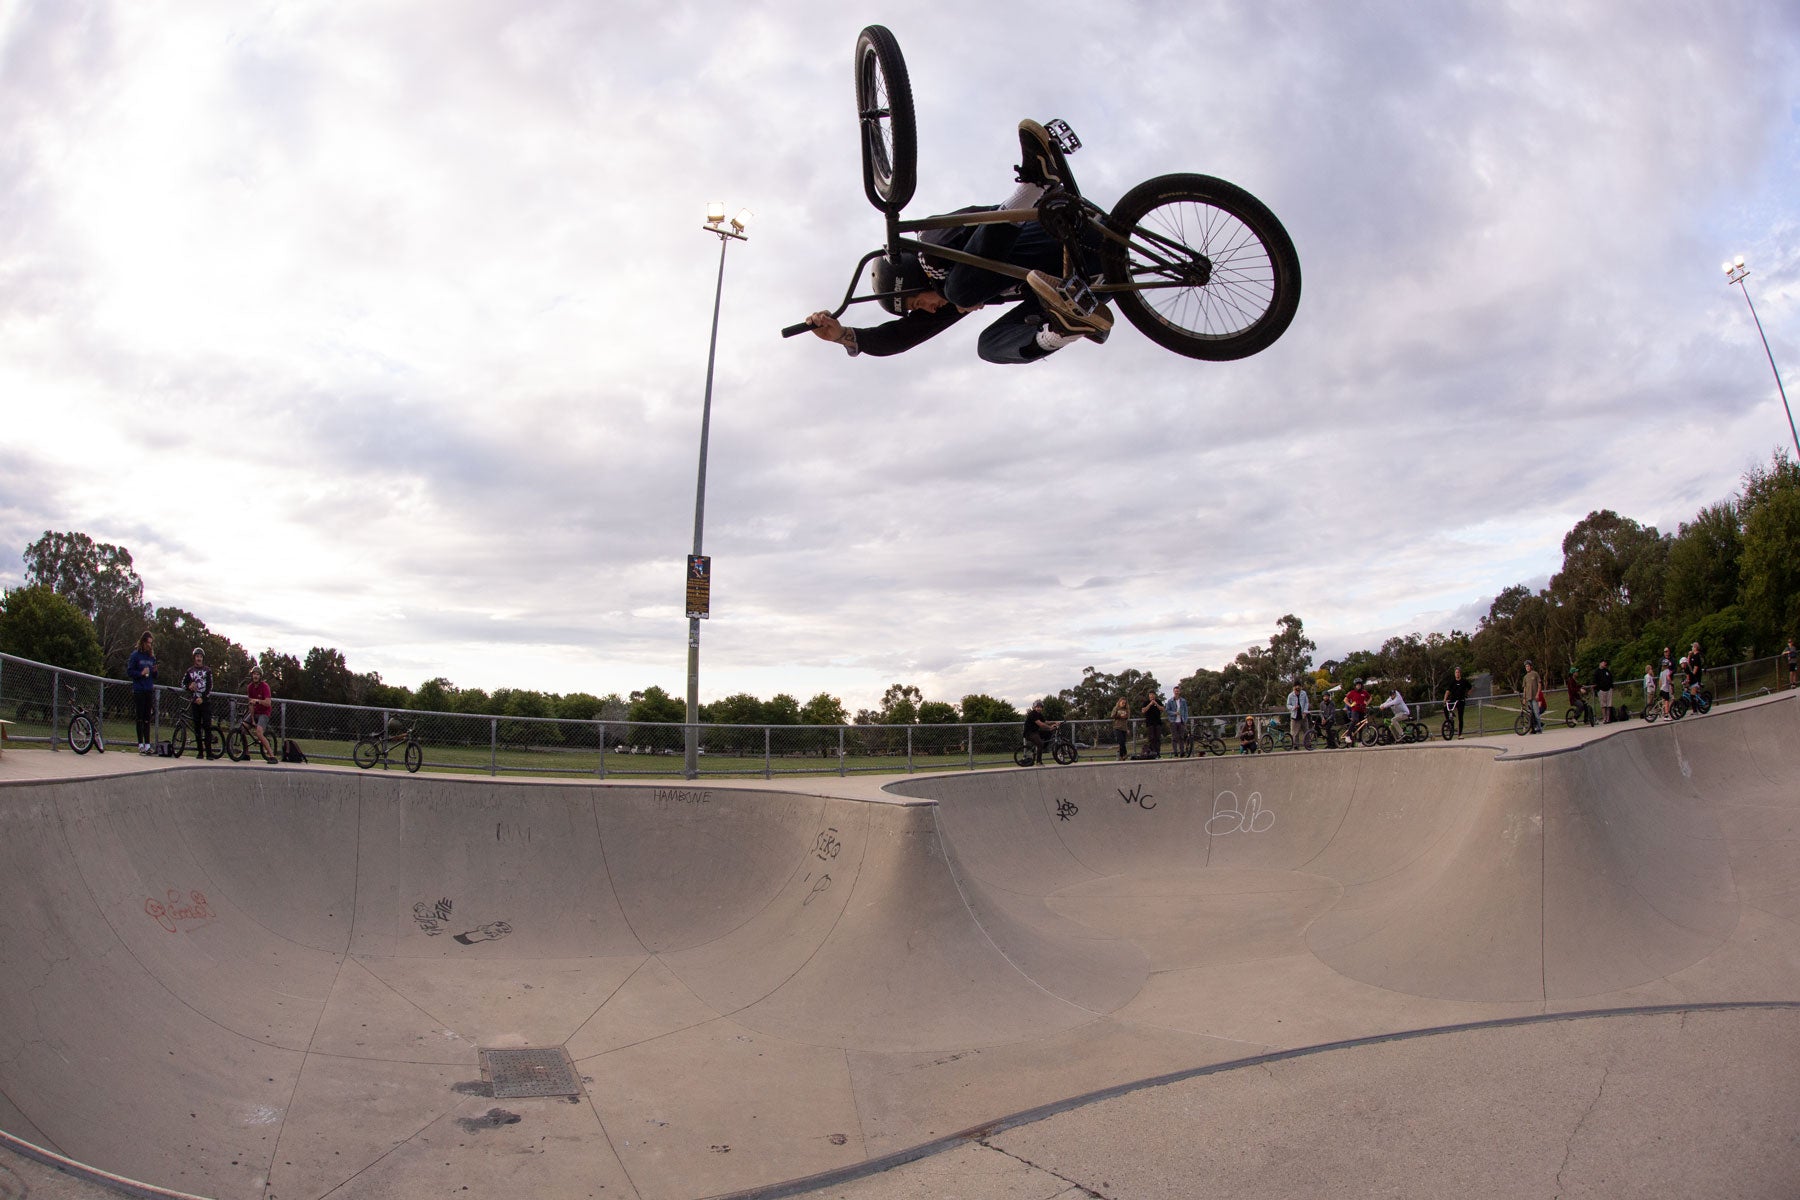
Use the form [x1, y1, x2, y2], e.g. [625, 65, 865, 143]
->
[68, 713, 96, 754]
[353, 737, 379, 769]
[854, 26, 916, 213]
[405, 741, 423, 773]
[1102, 173, 1301, 361]
[1203, 734, 1226, 756]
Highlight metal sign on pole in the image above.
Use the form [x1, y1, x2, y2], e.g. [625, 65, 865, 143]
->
[685, 555, 711, 620]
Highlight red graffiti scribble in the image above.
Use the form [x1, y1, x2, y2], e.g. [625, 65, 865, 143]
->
[146, 889, 215, 933]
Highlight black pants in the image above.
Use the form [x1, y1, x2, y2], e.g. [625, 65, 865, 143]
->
[191, 701, 213, 756]
[1450, 701, 1464, 736]
[134, 690, 154, 745]
[1114, 728, 1128, 759]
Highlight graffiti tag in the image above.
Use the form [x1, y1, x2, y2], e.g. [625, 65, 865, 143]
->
[1206, 790, 1275, 836]
[146, 889, 215, 933]
[1055, 798, 1078, 821]
[1118, 784, 1156, 811]
[655, 788, 712, 807]
[813, 828, 842, 861]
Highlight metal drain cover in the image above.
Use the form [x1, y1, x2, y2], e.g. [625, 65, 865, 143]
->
[479, 1047, 582, 1098]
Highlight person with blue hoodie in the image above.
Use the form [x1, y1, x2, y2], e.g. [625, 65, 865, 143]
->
[126, 631, 157, 753]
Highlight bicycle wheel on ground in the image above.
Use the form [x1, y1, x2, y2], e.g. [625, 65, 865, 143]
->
[224, 728, 249, 762]
[1405, 721, 1427, 743]
[854, 26, 916, 214]
[1513, 712, 1531, 736]
[170, 720, 188, 758]
[1053, 740, 1077, 766]
[1101, 173, 1301, 361]
[1698, 688, 1714, 713]
[1203, 734, 1226, 756]
[405, 741, 423, 773]
[68, 714, 96, 754]
[1642, 704, 1659, 723]
[1440, 717, 1454, 741]
[353, 737, 379, 769]
[1669, 696, 1689, 721]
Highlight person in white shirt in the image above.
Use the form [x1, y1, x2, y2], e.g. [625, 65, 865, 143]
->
[1286, 682, 1312, 749]
[1381, 688, 1410, 734]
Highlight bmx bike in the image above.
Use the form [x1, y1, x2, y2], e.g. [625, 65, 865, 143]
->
[63, 684, 104, 754]
[354, 723, 423, 773]
[1015, 725, 1079, 767]
[782, 25, 1301, 363]
[224, 715, 281, 764]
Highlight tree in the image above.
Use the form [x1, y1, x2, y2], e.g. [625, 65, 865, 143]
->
[298, 647, 358, 705]
[1267, 614, 1316, 683]
[0, 585, 104, 674]
[878, 683, 922, 724]
[22, 531, 151, 676]
[915, 699, 962, 754]
[1740, 482, 1800, 645]
[146, 607, 250, 690]
[628, 686, 685, 724]
[1664, 502, 1741, 630]
[1058, 667, 1120, 720]
[413, 677, 458, 713]
[959, 693, 1020, 725]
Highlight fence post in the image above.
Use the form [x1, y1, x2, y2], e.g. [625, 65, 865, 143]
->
[597, 721, 606, 779]
[906, 725, 914, 773]
[51, 670, 61, 751]
[97, 680, 107, 749]
[838, 726, 846, 777]
[490, 717, 498, 776]
[764, 726, 772, 780]
[967, 724, 975, 772]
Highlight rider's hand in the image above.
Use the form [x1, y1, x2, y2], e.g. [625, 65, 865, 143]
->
[807, 312, 844, 342]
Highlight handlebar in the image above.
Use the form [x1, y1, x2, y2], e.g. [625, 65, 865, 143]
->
[781, 319, 816, 339]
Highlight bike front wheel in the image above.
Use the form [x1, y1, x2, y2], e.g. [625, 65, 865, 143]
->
[405, 742, 423, 773]
[68, 714, 96, 754]
[170, 720, 189, 758]
[1102, 173, 1301, 361]
[1053, 740, 1077, 766]
[1440, 718, 1454, 742]
[224, 729, 249, 763]
[854, 26, 916, 213]
[1513, 712, 1531, 736]
[1669, 696, 1689, 721]
[353, 738, 379, 769]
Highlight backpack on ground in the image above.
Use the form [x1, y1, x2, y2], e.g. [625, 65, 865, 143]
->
[281, 739, 307, 763]
[153, 741, 174, 757]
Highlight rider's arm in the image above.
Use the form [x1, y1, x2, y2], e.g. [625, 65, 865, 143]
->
[828, 308, 967, 357]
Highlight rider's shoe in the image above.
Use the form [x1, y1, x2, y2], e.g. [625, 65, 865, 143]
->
[1017, 119, 1061, 187]
[1028, 270, 1113, 337]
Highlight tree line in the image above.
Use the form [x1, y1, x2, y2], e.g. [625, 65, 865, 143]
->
[1, 452, 1793, 725]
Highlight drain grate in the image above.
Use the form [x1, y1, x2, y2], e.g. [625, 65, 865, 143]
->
[479, 1047, 582, 1099]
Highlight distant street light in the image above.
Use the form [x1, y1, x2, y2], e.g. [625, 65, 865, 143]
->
[686, 203, 752, 779]
[1722, 254, 1798, 461]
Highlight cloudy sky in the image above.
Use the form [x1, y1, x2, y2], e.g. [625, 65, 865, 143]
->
[3, 0, 1796, 713]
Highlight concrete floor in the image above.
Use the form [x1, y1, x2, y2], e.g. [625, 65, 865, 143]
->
[1, 696, 1796, 1199]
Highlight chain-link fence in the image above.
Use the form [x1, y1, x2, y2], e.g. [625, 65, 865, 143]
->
[1, 651, 1791, 777]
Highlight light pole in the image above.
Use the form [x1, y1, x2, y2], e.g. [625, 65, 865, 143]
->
[686, 203, 751, 779]
[1723, 254, 1798, 461]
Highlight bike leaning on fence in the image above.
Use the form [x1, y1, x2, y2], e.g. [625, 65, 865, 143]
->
[63, 685, 103, 754]
[354, 722, 423, 772]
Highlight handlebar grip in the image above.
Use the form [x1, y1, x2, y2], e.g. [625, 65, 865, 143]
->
[781, 320, 815, 338]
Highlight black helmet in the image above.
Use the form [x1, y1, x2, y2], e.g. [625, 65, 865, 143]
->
[871, 252, 929, 315]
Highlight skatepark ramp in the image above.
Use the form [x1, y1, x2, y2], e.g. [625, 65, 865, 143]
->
[1, 695, 1796, 1198]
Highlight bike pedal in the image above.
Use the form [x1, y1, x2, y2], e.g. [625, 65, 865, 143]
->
[1059, 275, 1100, 316]
[1045, 118, 1081, 154]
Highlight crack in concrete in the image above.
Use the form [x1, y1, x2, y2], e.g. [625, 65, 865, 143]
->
[1555, 1065, 1612, 1195]
[978, 1137, 1110, 1199]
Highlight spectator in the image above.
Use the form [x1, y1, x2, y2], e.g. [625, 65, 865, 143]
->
[1239, 714, 1259, 754]
[1656, 658, 1674, 719]
[1643, 663, 1657, 717]
[1319, 690, 1340, 746]
[1592, 660, 1614, 724]
[184, 648, 215, 759]
[244, 666, 276, 760]
[1140, 691, 1165, 758]
[1787, 638, 1798, 690]
[1521, 660, 1543, 734]
[126, 631, 157, 754]
[1381, 686, 1410, 735]
[1286, 681, 1312, 749]
[1565, 667, 1590, 726]
[1343, 679, 1372, 745]
[1167, 685, 1191, 756]
[1443, 666, 1472, 739]
[1110, 697, 1131, 761]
